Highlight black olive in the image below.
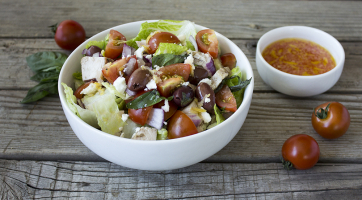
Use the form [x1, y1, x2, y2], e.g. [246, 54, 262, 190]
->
[189, 66, 209, 85]
[127, 69, 152, 92]
[85, 45, 102, 56]
[172, 86, 194, 107]
[195, 82, 215, 114]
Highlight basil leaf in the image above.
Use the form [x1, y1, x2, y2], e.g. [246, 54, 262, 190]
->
[126, 90, 173, 109]
[214, 75, 238, 93]
[30, 71, 58, 82]
[152, 53, 186, 68]
[26, 52, 68, 73]
[229, 78, 252, 92]
[20, 81, 58, 103]
[73, 71, 82, 80]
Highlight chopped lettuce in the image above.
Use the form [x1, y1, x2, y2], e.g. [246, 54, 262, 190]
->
[186, 41, 195, 51]
[126, 20, 197, 49]
[154, 43, 187, 56]
[226, 67, 244, 107]
[82, 88, 125, 135]
[74, 79, 84, 90]
[61, 83, 99, 128]
[157, 128, 168, 140]
[102, 82, 127, 100]
[213, 58, 223, 70]
[85, 34, 109, 50]
[122, 118, 141, 138]
[214, 104, 225, 125]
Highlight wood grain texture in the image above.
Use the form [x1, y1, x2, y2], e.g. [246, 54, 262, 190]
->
[1, 160, 362, 199]
[1, 90, 361, 163]
[1, 0, 362, 41]
[1, 39, 362, 92]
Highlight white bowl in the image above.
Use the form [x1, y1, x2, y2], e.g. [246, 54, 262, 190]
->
[256, 26, 345, 97]
[58, 20, 254, 170]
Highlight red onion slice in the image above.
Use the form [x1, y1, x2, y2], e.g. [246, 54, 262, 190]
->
[122, 44, 136, 57]
[205, 56, 216, 76]
[146, 108, 165, 130]
[126, 88, 137, 96]
[186, 113, 202, 127]
[189, 35, 198, 52]
[81, 48, 87, 55]
[123, 58, 137, 76]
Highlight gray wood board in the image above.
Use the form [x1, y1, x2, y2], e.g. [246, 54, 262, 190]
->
[1, 160, 362, 199]
[1, 91, 361, 163]
[1, 39, 362, 92]
[1, 1, 362, 41]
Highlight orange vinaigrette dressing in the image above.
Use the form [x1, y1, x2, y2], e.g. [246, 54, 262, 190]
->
[262, 38, 336, 76]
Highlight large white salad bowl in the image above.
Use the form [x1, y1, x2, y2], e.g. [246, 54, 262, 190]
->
[58, 20, 254, 170]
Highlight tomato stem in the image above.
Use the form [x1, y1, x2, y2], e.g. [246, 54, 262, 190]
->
[49, 23, 58, 34]
[315, 103, 330, 119]
[281, 157, 294, 170]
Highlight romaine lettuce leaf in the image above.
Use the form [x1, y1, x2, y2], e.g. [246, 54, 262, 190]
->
[154, 43, 187, 56]
[226, 67, 244, 107]
[61, 83, 99, 128]
[214, 104, 225, 125]
[85, 34, 110, 50]
[126, 20, 197, 49]
[157, 128, 168, 140]
[102, 82, 127, 100]
[82, 88, 125, 135]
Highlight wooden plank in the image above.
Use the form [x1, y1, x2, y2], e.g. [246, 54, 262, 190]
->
[0, 0, 362, 41]
[1, 160, 362, 199]
[1, 91, 361, 163]
[1, 38, 362, 92]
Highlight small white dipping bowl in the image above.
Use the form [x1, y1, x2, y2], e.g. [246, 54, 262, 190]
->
[256, 26, 345, 97]
[58, 20, 254, 171]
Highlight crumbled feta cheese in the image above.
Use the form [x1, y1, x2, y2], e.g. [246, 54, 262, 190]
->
[161, 99, 170, 112]
[121, 114, 129, 122]
[80, 82, 100, 95]
[163, 121, 168, 126]
[135, 46, 145, 59]
[211, 68, 229, 90]
[131, 127, 157, 141]
[119, 127, 124, 131]
[145, 54, 152, 60]
[199, 78, 212, 86]
[154, 65, 162, 71]
[184, 53, 196, 75]
[177, 34, 186, 43]
[81, 57, 108, 82]
[113, 77, 127, 94]
[135, 127, 141, 133]
[136, 40, 147, 48]
[146, 79, 157, 90]
[204, 97, 211, 103]
[182, 82, 189, 86]
[200, 109, 212, 123]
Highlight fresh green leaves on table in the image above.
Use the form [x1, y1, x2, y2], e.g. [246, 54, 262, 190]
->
[126, 90, 173, 109]
[21, 51, 68, 103]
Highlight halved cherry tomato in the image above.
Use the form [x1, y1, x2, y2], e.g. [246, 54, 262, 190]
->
[102, 55, 138, 84]
[74, 81, 95, 99]
[157, 63, 192, 81]
[196, 29, 219, 59]
[311, 102, 350, 139]
[282, 134, 320, 170]
[220, 53, 236, 69]
[154, 100, 178, 120]
[215, 85, 237, 112]
[148, 32, 180, 54]
[168, 110, 198, 139]
[128, 106, 153, 125]
[157, 76, 183, 97]
[104, 30, 126, 59]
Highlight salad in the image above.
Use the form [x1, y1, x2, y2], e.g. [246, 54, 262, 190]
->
[62, 20, 251, 141]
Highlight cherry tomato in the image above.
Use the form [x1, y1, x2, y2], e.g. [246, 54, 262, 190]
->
[168, 110, 198, 139]
[157, 76, 183, 97]
[154, 100, 178, 120]
[148, 32, 180, 54]
[54, 20, 86, 50]
[215, 85, 237, 112]
[157, 63, 192, 81]
[220, 53, 236, 69]
[282, 134, 320, 170]
[74, 81, 95, 99]
[102, 55, 138, 84]
[312, 102, 350, 139]
[196, 29, 219, 59]
[104, 30, 126, 59]
[128, 106, 153, 125]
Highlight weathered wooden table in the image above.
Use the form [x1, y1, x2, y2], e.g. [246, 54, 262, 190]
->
[1, 0, 362, 199]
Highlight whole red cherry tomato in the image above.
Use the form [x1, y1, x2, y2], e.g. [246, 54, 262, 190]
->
[53, 20, 86, 50]
[311, 102, 350, 139]
[282, 134, 320, 170]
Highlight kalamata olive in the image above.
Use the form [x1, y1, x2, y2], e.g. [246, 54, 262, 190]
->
[85, 45, 102, 56]
[127, 69, 152, 92]
[189, 66, 209, 85]
[195, 82, 215, 114]
[172, 86, 194, 107]
[222, 111, 234, 119]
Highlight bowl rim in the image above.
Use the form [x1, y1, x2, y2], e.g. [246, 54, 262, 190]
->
[256, 25, 345, 79]
[58, 20, 254, 145]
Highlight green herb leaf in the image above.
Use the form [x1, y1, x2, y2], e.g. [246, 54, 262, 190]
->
[30, 71, 58, 82]
[126, 90, 173, 109]
[229, 77, 252, 92]
[214, 104, 225, 125]
[73, 72, 82, 80]
[152, 53, 186, 68]
[26, 52, 68, 73]
[20, 82, 58, 103]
